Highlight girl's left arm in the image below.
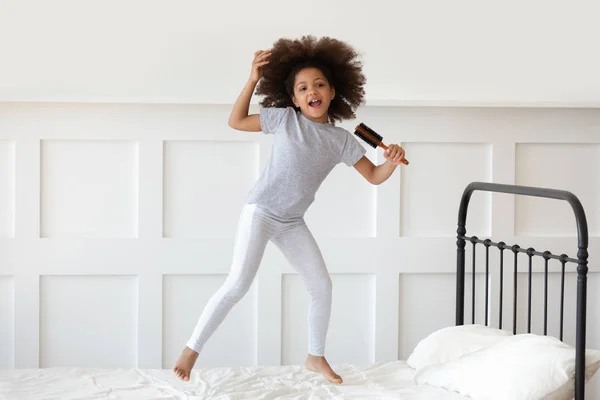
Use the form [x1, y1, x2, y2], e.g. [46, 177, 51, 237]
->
[353, 144, 406, 185]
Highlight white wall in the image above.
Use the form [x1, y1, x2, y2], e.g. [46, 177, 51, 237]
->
[1, 0, 599, 106]
[1, 104, 600, 392]
[1, 1, 600, 397]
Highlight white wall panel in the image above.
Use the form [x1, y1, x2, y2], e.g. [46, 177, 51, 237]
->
[398, 273, 455, 360]
[401, 143, 492, 237]
[162, 274, 257, 368]
[0, 277, 14, 368]
[282, 273, 375, 365]
[398, 273, 487, 359]
[304, 148, 377, 238]
[40, 140, 139, 238]
[0, 141, 15, 238]
[515, 143, 600, 237]
[498, 267, 600, 345]
[39, 275, 138, 368]
[163, 141, 258, 238]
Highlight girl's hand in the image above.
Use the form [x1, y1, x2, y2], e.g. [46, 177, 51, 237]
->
[384, 144, 406, 165]
[250, 49, 271, 83]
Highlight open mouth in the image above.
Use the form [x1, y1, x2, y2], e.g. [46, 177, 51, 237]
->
[309, 99, 322, 108]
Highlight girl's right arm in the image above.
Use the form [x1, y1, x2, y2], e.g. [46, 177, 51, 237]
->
[228, 50, 271, 132]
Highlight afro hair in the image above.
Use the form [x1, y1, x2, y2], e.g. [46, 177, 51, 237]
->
[255, 35, 366, 124]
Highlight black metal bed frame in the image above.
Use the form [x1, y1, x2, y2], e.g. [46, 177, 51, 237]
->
[455, 182, 589, 399]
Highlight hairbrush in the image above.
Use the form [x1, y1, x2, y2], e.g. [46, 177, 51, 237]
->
[354, 123, 409, 165]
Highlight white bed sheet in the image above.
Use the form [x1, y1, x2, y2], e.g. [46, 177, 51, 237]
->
[0, 361, 468, 399]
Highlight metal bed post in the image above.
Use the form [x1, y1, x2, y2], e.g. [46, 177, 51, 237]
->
[455, 182, 589, 399]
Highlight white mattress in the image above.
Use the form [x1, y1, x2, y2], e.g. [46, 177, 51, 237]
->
[0, 361, 469, 399]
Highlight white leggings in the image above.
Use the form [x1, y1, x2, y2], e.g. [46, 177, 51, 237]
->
[186, 203, 332, 356]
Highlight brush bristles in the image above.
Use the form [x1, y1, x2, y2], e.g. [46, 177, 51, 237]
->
[354, 123, 383, 148]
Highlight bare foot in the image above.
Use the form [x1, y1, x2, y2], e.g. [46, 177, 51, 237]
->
[305, 354, 342, 384]
[173, 346, 199, 382]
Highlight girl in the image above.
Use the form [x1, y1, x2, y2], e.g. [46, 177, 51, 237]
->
[174, 36, 407, 384]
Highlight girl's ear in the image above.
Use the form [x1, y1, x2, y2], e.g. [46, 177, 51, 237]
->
[330, 87, 336, 100]
[292, 95, 299, 108]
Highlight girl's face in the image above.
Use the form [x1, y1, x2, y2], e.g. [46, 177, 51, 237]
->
[291, 67, 335, 124]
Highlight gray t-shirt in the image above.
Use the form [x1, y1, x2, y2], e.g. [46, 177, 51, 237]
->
[246, 106, 366, 219]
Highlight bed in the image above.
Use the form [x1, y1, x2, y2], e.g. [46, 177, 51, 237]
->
[1, 182, 598, 399]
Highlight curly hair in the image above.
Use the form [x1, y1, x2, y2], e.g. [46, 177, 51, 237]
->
[255, 35, 366, 124]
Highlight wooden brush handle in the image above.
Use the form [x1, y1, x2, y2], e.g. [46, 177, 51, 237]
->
[379, 143, 409, 165]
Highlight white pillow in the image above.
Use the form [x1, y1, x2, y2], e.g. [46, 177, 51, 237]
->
[413, 333, 600, 400]
[407, 324, 513, 369]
